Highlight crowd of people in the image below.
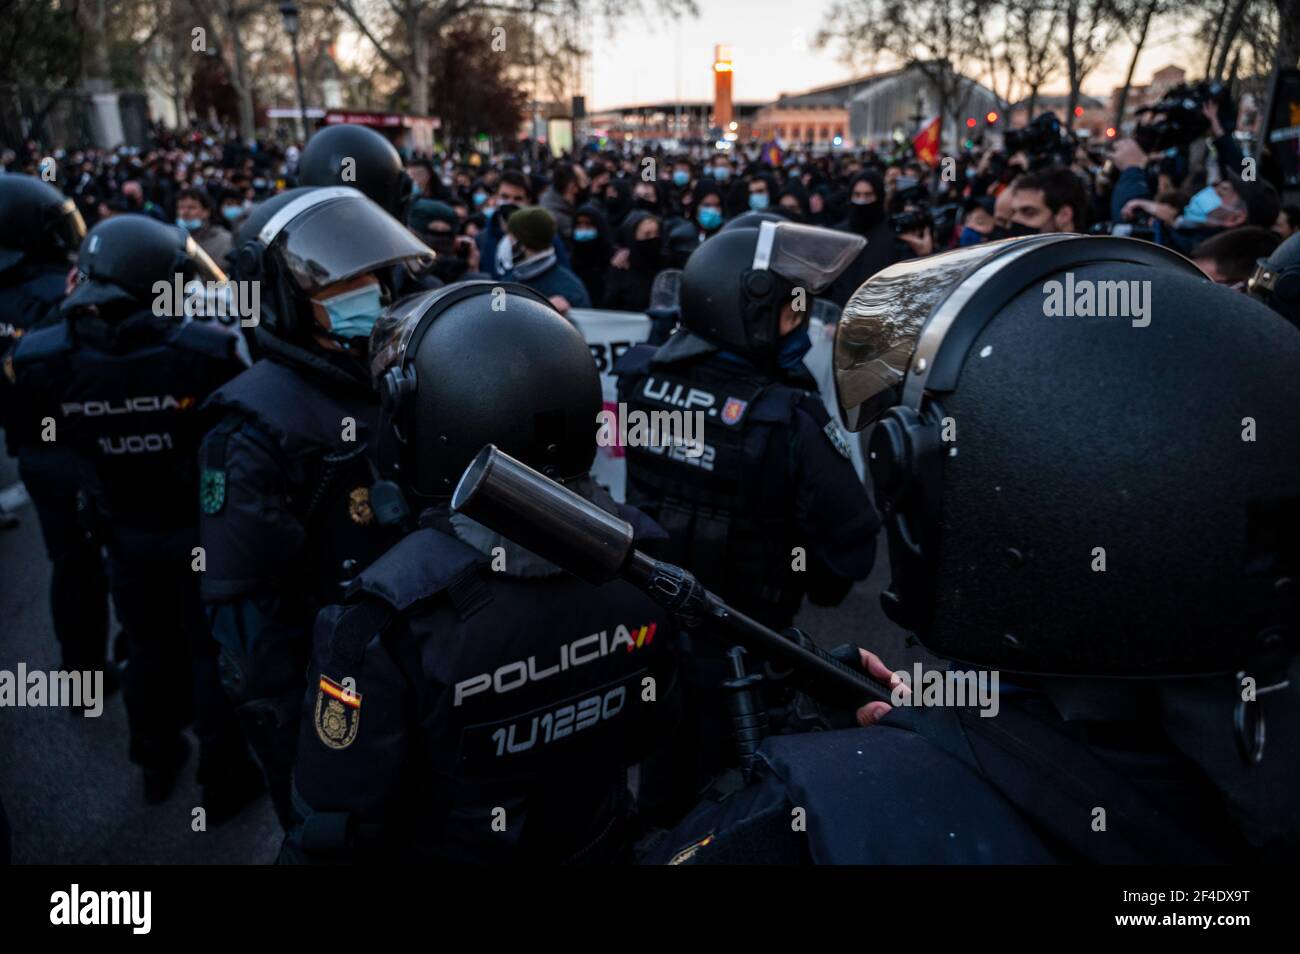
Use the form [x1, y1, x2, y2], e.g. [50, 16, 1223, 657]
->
[1, 107, 1298, 868]
[5, 103, 1299, 317]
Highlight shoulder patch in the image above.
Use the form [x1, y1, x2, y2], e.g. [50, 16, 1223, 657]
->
[823, 418, 853, 460]
[314, 674, 361, 750]
[720, 396, 748, 426]
[199, 468, 227, 515]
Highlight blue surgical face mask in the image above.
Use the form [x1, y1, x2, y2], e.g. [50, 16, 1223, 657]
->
[177, 217, 203, 232]
[473, 191, 488, 207]
[712, 166, 731, 182]
[483, 205, 496, 220]
[778, 323, 812, 370]
[748, 192, 770, 211]
[222, 206, 242, 222]
[574, 227, 598, 242]
[698, 206, 723, 231]
[958, 226, 986, 246]
[317, 284, 384, 339]
[672, 170, 690, 187]
[1182, 186, 1222, 225]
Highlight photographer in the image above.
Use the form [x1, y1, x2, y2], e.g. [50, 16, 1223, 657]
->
[1190, 226, 1281, 289]
[1007, 168, 1089, 234]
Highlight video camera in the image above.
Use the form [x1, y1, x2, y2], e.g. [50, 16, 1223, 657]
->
[890, 207, 931, 234]
[1133, 80, 1235, 152]
[1003, 112, 1073, 168]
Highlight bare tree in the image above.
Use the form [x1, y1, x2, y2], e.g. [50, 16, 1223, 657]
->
[188, 0, 262, 142]
[335, 0, 694, 119]
[1278, 0, 1300, 67]
[818, 0, 987, 154]
[975, 0, 1062, 119]
[1112, 0, 1167, 129]
[1057, 0, 1124, 127]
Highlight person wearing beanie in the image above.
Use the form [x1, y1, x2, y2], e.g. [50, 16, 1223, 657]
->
[408, 198, 485, 284]
[503, 206, 591, 315]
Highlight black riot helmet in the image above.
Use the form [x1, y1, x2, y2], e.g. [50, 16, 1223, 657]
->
[297, 124, 413, 221]
[0, 174, 86, 272]
[63, 213, 225, 314]
[834, 234, 1299, 679]
[678, 221, 864, 365]
[721, 210, 790, 231]
[369, 281, 602, 499]
[1248, 231, 1300, 328]
[229, 186, 433, 346]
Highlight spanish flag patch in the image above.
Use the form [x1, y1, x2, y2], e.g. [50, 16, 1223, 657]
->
[314, 674, 361, 750]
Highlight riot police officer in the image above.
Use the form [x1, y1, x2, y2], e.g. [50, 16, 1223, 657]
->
[612, 220, 881, 792]
[652, 235, 1300, 863]
[199, 187, 435, 826]
[297, 123, 412, 221]
[0, 175, 111, 675]
[9, 215, 262, 811]
[282, 282, 680, 863]
[1248, 231, 1300, 329]
[298, 124, 438, 298]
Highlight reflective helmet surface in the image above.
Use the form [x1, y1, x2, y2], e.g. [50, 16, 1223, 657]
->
[65, 214, 223, 311]
[298, 124, 411, 219]
[679, 221, 863, 363]
[835, 234, 1299, 677]
[370, 281, 602, 497]
[0, 174, 86, 272]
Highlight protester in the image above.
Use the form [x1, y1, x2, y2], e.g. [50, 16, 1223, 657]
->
[503, 206, 591, 315]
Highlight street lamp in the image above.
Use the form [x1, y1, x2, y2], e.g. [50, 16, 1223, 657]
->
[279, 2, 311, 143]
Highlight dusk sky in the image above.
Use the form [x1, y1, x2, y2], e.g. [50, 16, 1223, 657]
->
[583, 0, 1203, 110]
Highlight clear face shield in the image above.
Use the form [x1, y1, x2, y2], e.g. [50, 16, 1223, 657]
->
[368, 286, 445, 387]
[53, 199, 87, 260]
[183, 234, 228, 284]
[648, 268, 682, 313]
[262, 188, 435, 296]
[754, 220, 866, 295]
[832, 238, 1034, 431]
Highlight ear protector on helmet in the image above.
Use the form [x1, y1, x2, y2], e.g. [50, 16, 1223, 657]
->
[1248, 259, 1300, 303]
[371, 281, 559, 493]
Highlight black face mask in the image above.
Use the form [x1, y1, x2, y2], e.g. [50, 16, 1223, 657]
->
[848, 199, 883, 232]
[992, 221, 1039, 240]
[425, 232, 457, 255]
[497, 203, 520, 225]
[630, 237, 662, 271]
[633, 197, 659, 214]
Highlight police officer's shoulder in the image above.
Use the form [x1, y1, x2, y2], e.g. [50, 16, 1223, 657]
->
[170, 319, 239, 361]
[788, 391, 856, 462]
[755, 727, 1058, 863]
[346, 527, 483, 614]
[745, 380, 805, 425]
[10, 319, 74, 366]
[612, 341, 656, 377]
[22, 267, 68, 309]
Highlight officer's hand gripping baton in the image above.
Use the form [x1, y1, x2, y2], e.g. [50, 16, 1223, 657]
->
[451, 445, 892, 711]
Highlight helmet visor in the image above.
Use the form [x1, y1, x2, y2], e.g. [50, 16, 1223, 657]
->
[50, 199, 87, 257]
[833, 239, 1015, 431]
[757, 221, 866, 294]
[274, 194, 435, 294]
[368, 286, 444, 386]
[649, 268, 681, 312]
[184, 234, 228, 284]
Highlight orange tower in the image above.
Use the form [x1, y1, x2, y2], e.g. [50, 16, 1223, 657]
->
[713, 44, 734, 132]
